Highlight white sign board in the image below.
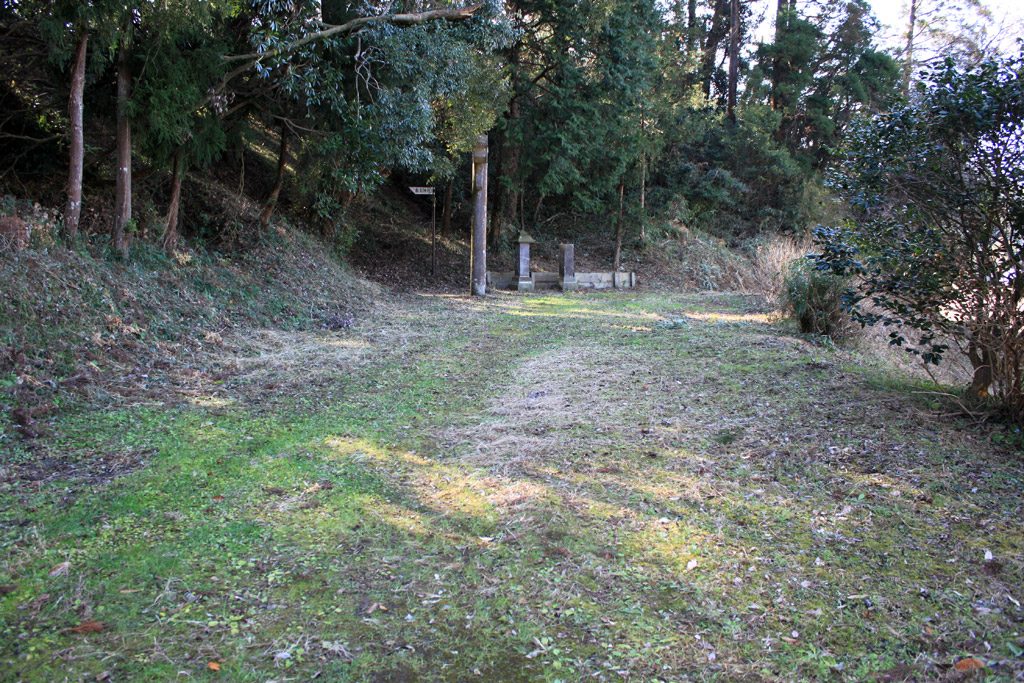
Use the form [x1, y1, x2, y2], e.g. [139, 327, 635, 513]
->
[409, 186, 435, 196]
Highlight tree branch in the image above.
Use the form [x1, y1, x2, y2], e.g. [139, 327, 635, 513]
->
[223, 5, 483, 65]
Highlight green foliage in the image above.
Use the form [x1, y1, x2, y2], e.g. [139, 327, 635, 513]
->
[130, 2, 230, 170]
[752, 0, 900, 169]
[502, 0, 664, 216]
[815, 52, 1024, 419]
[783, 257, 852, 339]
[249, 3, 511, 230]
[653, 105, 809, 239]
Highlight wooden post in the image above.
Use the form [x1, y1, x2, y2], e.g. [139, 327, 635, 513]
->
[431, 190, 437, 276]
[470, 134, 488, 296]
[613, 180, 625, 272]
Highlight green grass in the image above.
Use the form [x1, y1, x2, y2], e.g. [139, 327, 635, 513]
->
[1, 291, 1022, 681]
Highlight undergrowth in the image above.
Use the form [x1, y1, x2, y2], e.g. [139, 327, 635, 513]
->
[0, 227, 380, 448]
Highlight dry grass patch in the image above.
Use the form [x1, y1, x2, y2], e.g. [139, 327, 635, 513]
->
[441, 343, 647, 477]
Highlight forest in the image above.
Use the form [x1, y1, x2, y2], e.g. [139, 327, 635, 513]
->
[1, 0, 1023, 680]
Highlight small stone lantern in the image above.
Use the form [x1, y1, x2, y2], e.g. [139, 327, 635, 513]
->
[516, 231, 535, 292]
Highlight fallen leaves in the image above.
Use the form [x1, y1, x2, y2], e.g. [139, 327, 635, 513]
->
[67, 620, 106, 634]
[305, 480, 334, 494]
[953, 657, 985, 673]
[321, 640, 354, 661]
[363, 602, 387, 615]
[49, 561, 71, 577]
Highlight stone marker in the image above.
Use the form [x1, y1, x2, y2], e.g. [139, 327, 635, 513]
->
[517, 231, 535, 292]
[559, 243, 576, 291]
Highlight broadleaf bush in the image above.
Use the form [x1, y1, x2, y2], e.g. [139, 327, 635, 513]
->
[815, 52, 1024, 421]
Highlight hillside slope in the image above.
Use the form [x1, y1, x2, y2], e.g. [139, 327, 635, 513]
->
[1, 223, 382, 455]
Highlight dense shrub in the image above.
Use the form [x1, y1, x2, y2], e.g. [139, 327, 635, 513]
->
[749, 233, 813, 305]
[783, 258, 853, 339]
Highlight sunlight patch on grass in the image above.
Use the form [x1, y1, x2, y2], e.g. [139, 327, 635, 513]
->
[680, 311, 774, 324]
[187, 395, 235, 408]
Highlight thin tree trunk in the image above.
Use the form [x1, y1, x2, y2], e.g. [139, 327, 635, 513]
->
[639, 155, 647, 243]
[64, 30, 88, 240]
[727, 0, 740, 122]
[442, 181, 452, 234]
[493, 60, 522, 247]
[259, 125, 290, 231]
[112, 43, 132, 258]
[238, 144, 245, 196]
[902, 0, 917, 95]
[489, 130, 502, 245]
[162, 150, 184, 253]
[614, 181, 625, 271]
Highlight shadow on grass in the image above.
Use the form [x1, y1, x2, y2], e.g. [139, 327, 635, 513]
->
[1, 291, 1022, 681]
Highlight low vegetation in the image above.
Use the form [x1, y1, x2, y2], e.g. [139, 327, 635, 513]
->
[0, 220, 379, 448]
[2, 289, 1022, 680]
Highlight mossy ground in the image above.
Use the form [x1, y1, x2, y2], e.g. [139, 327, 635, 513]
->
[1, 291, 1022, 681]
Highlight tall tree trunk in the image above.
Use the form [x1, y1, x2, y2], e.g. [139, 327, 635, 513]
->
[902, 0, 917, 95]
[442, 181, 453, 234]
[112, 43, 132, 258]
[613, 181, 625, 271]
[64, 30, 88, 240]
[700, 0, 730, 99]
[770, 0, 786, 110]
[727, 0, 740, 122]
[492, 51, 522, 247]
[162, 149, 184, 253]
[259, 125, 290, 231]
[686, 0, 698, 56]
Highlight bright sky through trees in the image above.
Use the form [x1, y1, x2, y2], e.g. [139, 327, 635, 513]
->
[868, 0, 1024, 53]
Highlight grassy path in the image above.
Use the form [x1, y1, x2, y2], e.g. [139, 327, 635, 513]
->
[1, 291, 1022, 681]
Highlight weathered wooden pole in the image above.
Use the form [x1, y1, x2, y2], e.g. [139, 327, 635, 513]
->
[470, 134, 488, 296]
[431, 190, 437, 277]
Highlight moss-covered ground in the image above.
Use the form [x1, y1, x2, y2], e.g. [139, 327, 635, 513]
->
[1, 291, 1022, 681]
